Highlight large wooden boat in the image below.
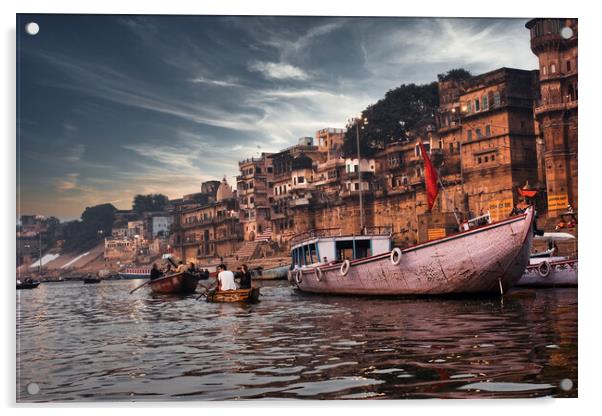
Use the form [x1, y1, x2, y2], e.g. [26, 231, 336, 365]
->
[205, 287, 260, 303]
[290, 207, 535, 295]
[148, 272, 200, 294]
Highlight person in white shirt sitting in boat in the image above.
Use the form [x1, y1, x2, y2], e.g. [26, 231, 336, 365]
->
[216, 264, 237, 291]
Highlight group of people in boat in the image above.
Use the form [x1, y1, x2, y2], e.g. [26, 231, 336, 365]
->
[216, 264, 252, 291]
[149, 260, 211, 281]
[148, 260, 252, 292]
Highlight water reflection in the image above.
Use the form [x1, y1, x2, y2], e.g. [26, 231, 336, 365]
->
[17, 280, 577, 401]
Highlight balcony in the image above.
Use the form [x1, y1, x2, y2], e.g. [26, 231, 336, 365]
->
[534, 100, 578, 116]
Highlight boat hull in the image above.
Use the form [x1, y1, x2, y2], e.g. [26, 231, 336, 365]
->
[17, 282, 40, 290]
[149, 272, 200, 294]
[206, 287, 260, 303]
[516, 259, 577, 287]
[254, 265, 289, 280]
[293, 209, 534, 295]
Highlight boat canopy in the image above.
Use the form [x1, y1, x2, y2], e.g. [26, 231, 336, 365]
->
[535, 232, 575, 241]
[291, 227, 392, 267]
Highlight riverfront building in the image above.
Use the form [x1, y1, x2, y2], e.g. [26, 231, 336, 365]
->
[526, 18, 578, 215]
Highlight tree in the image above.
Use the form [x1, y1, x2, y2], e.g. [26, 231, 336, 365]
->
[132, 194, 169, 214]
[342, 82, 439, 157]
[437, 68, 473, 82]
[62, 203, 117, 252]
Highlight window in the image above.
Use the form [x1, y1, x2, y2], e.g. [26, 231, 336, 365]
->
[493, 91, 501, 107]
[484, 156, 489, 163]
[467, 130, 473, 141]
[551, 63, 556, 74]
[250, 197, 254, 204]
[298, 176, 305, 184]
[466, 100, 472, 114]
[476, 128, 482, 139]
[249, 181, 254, 189]
[267, 167, 273, 173]
[354, 183, 359, 191]
[256, 167, 262, 174]
[491, 154, 495, 161]
[477, 157, 482, 164]
[542, 66, 547, 75]
[354, 164, 358, 173]
[485, 125, 491, 137]
[474, 98, 480, 112]
[566, 60, 571, 72]
[482, 95, 488, 110]
[449, 143, 454, 154]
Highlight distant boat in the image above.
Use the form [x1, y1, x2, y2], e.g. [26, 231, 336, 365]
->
[251, 264, 289, 280]
[17, 280, 40, 290]
[290, 207, 535, 296]
[119, 266, 152, 279]
[148, 272, 200, 294]
[205, 287, 260, 303]
[83, 276, 101, 284]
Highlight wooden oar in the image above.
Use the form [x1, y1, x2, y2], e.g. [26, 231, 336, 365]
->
[129, 280, 151, 294]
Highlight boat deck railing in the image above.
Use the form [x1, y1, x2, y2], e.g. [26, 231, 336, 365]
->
[290, 228, 342, 246]
[291, 225, 393, 246]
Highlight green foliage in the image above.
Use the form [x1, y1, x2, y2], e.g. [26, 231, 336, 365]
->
[343, 82, 440, 157]
[437, 68, 473, 82]
[62, 203, 117, 252]
[132, 194, 169, 214]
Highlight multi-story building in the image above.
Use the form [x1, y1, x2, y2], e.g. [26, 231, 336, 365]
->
[268, 137, 326, 243]
[237, 153, 273, 241]
[457, 67, 540, 221]
[171, 178, 242, 263]
[526, 18, 578, 215]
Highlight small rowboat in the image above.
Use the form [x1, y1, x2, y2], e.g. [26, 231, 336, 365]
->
[206, 287, 260, 303]
[17, 281, 40, 290]
[149, 272, 200, 294]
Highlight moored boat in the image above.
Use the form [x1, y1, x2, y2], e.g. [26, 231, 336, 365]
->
[516, 257, 577, 287]
[119, 266, 152, 279]
[251, 264, 289, 280]
[17, 280, 40, 290]
[290, 207, 535, 296]
[205, 287, 260, 303]
[83, 276, 101, 284]
[516, 231, 577, 287]
[149, 272, 200, 294]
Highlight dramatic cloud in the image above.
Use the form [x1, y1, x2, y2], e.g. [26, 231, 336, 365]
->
[248, 61, 312, 80]
[16, 15, 538, 220]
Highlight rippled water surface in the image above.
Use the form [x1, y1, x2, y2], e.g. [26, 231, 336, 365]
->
[16, 280, 577, 401]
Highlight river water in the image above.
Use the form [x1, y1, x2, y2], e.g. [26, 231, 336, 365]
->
[16, 280, 577, 401]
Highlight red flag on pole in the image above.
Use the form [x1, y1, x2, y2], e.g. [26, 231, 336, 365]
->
[419, 141, 439, 211]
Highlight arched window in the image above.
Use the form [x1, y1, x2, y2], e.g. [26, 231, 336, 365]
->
[550, 63, 556, 74]
[568, 84, 577, 101]
[542, 66, 547, 76]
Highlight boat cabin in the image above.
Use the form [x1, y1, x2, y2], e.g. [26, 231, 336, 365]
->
[290, 227, 392, 267]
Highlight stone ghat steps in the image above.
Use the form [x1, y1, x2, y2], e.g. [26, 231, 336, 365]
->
[233, 241, 262, 260]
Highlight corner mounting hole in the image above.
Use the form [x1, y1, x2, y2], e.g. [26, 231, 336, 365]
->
[27, 382, 40, 395]
[25, 22, 39, 36]
[560, 26, 573, 39]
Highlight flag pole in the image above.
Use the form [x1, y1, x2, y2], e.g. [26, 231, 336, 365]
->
[436, 174, 461, 227]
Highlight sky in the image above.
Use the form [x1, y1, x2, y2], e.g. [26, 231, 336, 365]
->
[16, 14, 538, 220]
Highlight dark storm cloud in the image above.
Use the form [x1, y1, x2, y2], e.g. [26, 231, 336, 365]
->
[16, 14, 537, 219]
